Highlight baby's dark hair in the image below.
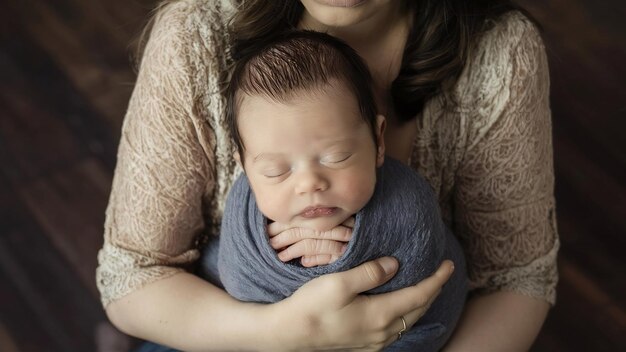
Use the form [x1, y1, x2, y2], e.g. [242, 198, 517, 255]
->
[226, 30, 378, 162]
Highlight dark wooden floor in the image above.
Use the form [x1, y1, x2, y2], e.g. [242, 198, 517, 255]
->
[0, 0, 624, 351]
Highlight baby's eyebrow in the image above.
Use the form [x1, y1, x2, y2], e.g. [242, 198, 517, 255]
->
[252, 153, 283, 163]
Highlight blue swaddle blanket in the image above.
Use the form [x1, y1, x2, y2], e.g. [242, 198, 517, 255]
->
[200, 157, 467, 351]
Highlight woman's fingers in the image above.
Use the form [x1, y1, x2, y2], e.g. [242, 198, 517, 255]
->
[371, 260, 454, 319]
[330, 257, 399, 295]
[382, 316, 407, 348]
[269, 225, 352, 249]
[277, 239, 347, 262]
[354, 261, 453, 348]
[280, 258, 445, 350]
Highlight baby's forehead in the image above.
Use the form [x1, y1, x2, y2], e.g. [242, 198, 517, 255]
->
[238, 79, 355, 105]
[238, 85, 362, 119]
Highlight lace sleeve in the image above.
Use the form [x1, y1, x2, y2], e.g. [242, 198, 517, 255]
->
[96, 2, 215, 307]
[453, 13, 559, 304]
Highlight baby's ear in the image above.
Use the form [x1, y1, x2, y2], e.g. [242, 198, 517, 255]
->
[376, 114, 386, 167]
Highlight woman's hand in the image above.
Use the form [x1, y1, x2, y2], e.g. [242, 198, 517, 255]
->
[267, 258, 455, 351]
[268, 217, 355, 267]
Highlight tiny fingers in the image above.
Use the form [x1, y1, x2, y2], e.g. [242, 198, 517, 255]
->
[269, 227, 308, 249]
[269, 226, 352, 250]
[328, 225, 352, 242]
[277, 239, 347, 262]
[301, 250, 345, 267]
[341, 216, 356, 228]
[266, 221, 292, 237]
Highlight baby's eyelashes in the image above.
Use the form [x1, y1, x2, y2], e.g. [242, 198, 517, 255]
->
[263, 169, 288, 178]
[261, 166, 291, 178]
[320, 153, 352, 164]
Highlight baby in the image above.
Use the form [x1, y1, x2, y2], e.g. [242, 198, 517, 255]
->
[201, 30, 467, 351]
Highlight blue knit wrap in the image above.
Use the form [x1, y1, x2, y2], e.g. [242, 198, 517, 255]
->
[201, 158, 467, 351]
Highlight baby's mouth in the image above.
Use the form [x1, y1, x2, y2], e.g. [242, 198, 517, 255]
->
[300, 206, 338, 218]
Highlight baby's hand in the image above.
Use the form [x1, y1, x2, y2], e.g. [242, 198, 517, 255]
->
[267, 217, 355, 267]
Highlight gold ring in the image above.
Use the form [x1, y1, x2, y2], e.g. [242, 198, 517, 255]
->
[397, 316, 407, 340]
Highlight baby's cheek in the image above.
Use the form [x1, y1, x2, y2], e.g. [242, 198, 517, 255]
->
[339, 173, 377, 210]
[252, 189, 286, 223]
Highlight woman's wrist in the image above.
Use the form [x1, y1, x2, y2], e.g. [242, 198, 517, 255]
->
[257, 298, 313, 351]
[208, 297, 309, 352]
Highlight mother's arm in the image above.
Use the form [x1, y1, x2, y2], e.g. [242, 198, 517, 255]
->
[107, 259, 454, 351]
[443, 12, 559, 350]
[444, 291, 549, 351]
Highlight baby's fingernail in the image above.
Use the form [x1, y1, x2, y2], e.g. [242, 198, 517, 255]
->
[380, 257, 397, 275]
[341, 244, 348, 253]
[302, 257, 310, 264]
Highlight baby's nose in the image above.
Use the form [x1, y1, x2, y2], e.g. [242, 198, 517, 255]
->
[294, 169, 329, 194]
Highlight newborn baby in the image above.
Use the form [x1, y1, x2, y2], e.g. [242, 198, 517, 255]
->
[201, 30, 467, 352]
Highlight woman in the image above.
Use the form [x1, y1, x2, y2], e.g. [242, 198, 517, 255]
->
[97, 0, 559, 350]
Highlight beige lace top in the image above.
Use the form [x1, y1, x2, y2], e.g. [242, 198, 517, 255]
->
[96, 0, 559, 307]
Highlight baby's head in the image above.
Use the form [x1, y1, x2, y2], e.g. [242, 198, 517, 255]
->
[227, 30, 385, 231]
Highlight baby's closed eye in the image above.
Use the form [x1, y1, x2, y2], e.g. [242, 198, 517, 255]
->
[262, 167, 290, 178]
[321, 152, 352, 164]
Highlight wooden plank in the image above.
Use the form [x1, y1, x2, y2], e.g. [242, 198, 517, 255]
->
[560, 258, 626, 334]
[0, 320, 20, 352]
[521, 0, 626, 169]
[61, 0, 159, 46]
[0, 239, 74, 352]
[540, 256, 626, 351]
[554, 134, 626, 244]
[0, 88, 86, 185]
[4, 0, 140, 129]
[550, 71, 626, 172]
[0, 182, 104, 351]
[0, 12, 119, 177]
[553, 141, 626, 305]
[17, 158, 112, 298]
[555, 207, 626, 306]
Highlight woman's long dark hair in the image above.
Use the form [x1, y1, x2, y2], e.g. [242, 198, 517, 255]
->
[230, 1, 519, 122]
[137, 0, 521, 122]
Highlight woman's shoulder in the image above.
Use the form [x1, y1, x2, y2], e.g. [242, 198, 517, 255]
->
[140, 0, 235, 98]
[148, 0, 234, 51]
[156, 0, 235, 25]
[450, 10, 549, 124]
[455, 10, 545, 93]
[481, 10, 543, 51]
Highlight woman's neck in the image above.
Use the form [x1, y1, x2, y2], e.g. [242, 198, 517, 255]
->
[299, 2, 407, 51]
[299, 4, 411, 120]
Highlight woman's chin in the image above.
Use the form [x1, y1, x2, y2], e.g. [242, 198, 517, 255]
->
[301, 0, 375, 29]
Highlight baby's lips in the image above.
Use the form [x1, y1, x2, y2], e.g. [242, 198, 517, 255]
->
[299, 206, 338, 218]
